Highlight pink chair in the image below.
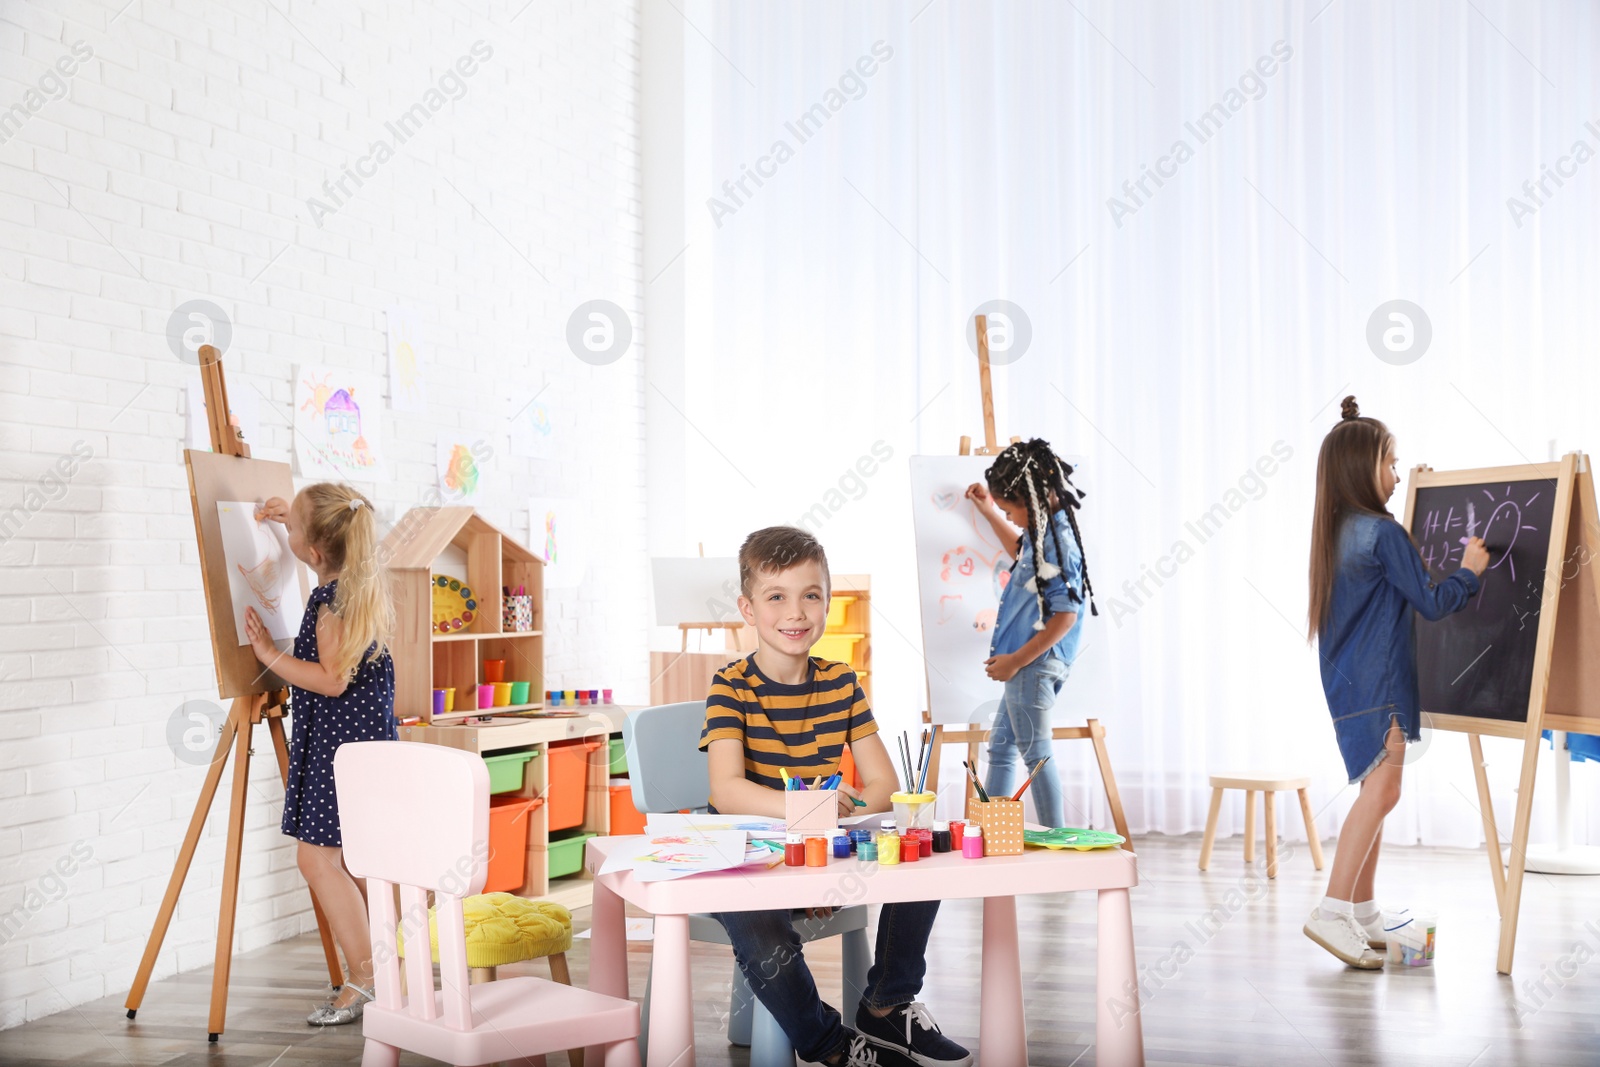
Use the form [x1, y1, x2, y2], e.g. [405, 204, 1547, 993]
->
[335, 741, 640, 1067]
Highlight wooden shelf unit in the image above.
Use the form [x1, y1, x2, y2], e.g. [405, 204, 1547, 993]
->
[382, 507, 547, 725]
[397, 708, 630, 902]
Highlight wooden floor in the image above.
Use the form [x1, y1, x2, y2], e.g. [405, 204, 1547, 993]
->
[3, 833, 1597, 1066]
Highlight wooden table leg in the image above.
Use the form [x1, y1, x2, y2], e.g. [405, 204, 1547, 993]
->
[1243, 790, 1256, 864]
[978, 896, 1026, 1067]
[1198, 787, 1224, 871]
[646, 913, 694, 1066]
[1264, 791, 1278, 879]
[1096, 887, 1145, 1066]
[1297, 788, 1325, 871]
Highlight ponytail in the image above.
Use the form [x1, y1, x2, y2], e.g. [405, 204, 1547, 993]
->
[299, 483, 393, 679]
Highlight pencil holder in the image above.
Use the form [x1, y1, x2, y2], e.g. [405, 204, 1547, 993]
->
[785, 789, 839, 834]
[492, 682, 513, 707]
[970, 798, 1024, 856]
[890, 791, 937, 834]
[503, 595, 533, 632]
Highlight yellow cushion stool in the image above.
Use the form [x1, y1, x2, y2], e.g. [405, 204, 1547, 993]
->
[396, 893, 583, 1066]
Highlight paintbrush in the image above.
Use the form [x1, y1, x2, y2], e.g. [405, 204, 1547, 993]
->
[962, 759, 990, 803]
[1011, 756, 1052, 801]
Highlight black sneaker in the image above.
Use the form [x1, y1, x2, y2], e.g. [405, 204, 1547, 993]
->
[856, 1002, 973, 1066]
[805, 1031, 882, 1067]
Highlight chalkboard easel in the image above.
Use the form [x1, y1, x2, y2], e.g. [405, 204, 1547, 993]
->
[1401, 451, 1600, 975]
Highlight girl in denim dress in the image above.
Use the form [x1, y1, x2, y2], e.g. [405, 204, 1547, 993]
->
[965, 438, 1097, 830]
[1302, 397, 1488, 968]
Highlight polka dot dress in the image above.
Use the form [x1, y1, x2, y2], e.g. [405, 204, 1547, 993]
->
[280, 579, 396, 848]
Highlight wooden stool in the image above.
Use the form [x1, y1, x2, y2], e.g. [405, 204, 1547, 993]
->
[1198, 773, 1325, 878]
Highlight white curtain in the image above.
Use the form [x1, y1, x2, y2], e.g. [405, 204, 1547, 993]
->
[663, 0, 1600, 847]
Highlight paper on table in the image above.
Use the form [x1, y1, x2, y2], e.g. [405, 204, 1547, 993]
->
[596, 830, 750, 882]
[644, 812, 788, 840]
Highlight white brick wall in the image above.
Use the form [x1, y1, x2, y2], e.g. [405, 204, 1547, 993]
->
[0, 0, 646, 1027]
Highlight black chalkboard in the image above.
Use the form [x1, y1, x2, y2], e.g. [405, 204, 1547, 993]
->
[1409, 478, 1559, 722]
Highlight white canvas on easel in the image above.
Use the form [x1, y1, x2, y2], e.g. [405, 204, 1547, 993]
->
[910, 454, 1011, 725]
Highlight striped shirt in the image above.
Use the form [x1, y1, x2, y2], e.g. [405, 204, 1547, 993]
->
[699, 654, 878, 791]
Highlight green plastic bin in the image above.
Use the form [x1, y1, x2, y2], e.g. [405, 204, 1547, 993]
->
[608, 737, 628, 776]
[483, 748, 537, 795]
[547, 831, 596, 879]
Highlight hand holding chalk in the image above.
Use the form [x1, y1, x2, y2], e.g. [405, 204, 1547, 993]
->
[1461, 536, 1490, 577]
[965, 482, 993, 508]
[255, 497, 290, 524]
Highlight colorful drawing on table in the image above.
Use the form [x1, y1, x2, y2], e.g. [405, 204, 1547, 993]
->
[293, 364, 385, 479]
[436, 433, 490, 502]
[216, 500, 305, 646]
[644, 812, 789, 841]
[527, 496, 589, 589]
[385, 306, 426, 413]
[184, 378, 264, 453]
[595, 830, 749, 882]
[505, 387, 557, 460]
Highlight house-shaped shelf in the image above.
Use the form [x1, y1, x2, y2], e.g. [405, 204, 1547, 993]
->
[381, 507, 545, 723]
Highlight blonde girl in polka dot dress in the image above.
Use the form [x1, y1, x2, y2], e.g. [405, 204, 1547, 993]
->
[244, 483, 395, 1026]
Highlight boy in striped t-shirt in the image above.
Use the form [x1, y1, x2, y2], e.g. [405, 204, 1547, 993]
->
[700, 526, 971, 1067]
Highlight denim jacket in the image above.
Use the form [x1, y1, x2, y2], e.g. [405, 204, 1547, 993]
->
[991, 508, 1086, 665]
[1318, 512, 1480, 724]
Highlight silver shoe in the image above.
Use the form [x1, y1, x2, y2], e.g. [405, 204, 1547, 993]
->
[306, 983, 373, 1026]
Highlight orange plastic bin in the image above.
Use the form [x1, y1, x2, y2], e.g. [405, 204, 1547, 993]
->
[547, 740, 601, 832]
[609, 782, 646, 836]
[485, 795, 542, 892]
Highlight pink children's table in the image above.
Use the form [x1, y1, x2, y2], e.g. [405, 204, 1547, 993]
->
[584, 836, 1145, 1067]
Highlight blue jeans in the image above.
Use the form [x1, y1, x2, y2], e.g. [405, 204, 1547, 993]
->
[985, 654, 1068, 828]
[711, 901, 940, 1062]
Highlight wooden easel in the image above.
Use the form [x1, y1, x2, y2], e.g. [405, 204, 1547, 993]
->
[921, 314, 1132, 848]
[124, 346, 344, 1040]
[1402, 452, 1600, 974]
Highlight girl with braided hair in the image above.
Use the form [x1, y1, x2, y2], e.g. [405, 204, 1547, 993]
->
[964, 438, 1097, 829]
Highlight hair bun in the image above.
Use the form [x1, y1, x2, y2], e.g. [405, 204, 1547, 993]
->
[1340, 395, 1360, 420]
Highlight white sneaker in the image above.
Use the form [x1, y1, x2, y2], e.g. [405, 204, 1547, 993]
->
[1354, 911, 1387, 951]
[1303, 908, 1384, 969]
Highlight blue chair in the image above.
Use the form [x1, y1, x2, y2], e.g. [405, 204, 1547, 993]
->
[623, 701, 871, 1067]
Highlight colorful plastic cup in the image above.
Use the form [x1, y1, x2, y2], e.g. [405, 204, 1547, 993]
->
[442, 687, 455, 713]
[476, 684, 495, 710]
[432, 689, 446, 715]
[602, 688, 613, 704]
[483, 659, 506, 683]
[509, 681, 531, 705]
[493, 682, 513, 707]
